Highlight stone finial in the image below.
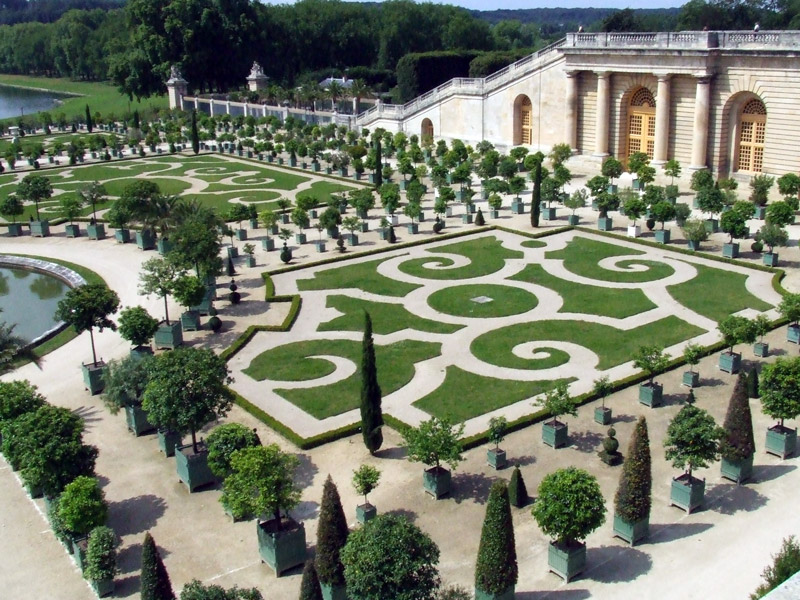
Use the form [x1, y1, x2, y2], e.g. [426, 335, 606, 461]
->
[167, 65, 187, 84]
[249, 61, 264, 78]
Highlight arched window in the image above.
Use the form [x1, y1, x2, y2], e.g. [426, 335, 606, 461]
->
[737, 98, 767, 173]
[627, 87, 656, 161]
[421, 118, 434, 144]
[513, 95, 532, 145]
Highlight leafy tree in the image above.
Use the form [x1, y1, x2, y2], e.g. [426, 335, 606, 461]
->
[403, 416, 465, 471]
[341, 514, 440, 600]
[633, 344, 669, 385]
[101, 354, 152, 414]
[142, 347, 233, 452]
[316, 476, 349, 590]
[0, 380, 45, 429]
[360, 312, 383, 454]
[565, 189, 587, 216]
[757, 222, 789, 254]
[59, 195, 84, 225]
[55, 283, 119, 366]
[172, 275, 207, 312]
[475, 481, 517, 596]
[532, 467, 606, 546]
[683, 342, 703, 376]
[719, 315, 757, 354]
[141, 532, 175, 600]
[614, 417, 651, 524]
[750, 174, 775, 206]
[538, 381, 577, 426]
[721, 371, 756, 462]
[664, 404, 724, 481]
[169, 215, 223, 279]
[623, 195, 646, 226]
[601, 157, 623, 184]
[138, 257, 182, 324]
[751, 536, 800, 600]
[665, 159, 682, 184]
[487, 416, 507, 450]
[508, 465, 527, 508]
[180, 581, 263, 600]
[592, 375, 613, 410]
[220, 444, 301, 528]
[77, 181, 107, 222]
[650, 200, 676, 230]
[682, 218, 709, 245]
[118, 305, 159, 349]
[766, 201, 794, 227]
[760, 357, 800, 427]
[206, 423, 260, 479]
[56, 475, 108, 537]
[16, 173, 53, 220]
[83, 526, 119, 583]
[352, 464, 380, 507]
[779, 293, 800, 326]
[0, 194, 23, 224]
[300, 561, 323, 600]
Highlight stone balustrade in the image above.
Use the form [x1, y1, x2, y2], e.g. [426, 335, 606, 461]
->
[565, 30, 800, 50]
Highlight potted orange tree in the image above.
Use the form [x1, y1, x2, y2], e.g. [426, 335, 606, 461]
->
[760, 357, 800, 459]
[403, 416, 464, 499]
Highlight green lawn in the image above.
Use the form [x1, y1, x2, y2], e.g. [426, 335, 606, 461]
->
[297, 256, 421, 297]
[547, 237, 675, 283]
[521, 239, 547, 248]
[398, 236, 523, 280]
[244, 339, 441, 419]
[510, 263, 656, 318]
[0, 75, 167, 123]
[472, 316, 704, 371]
[413, 367, 574, 422]
[427, 283, 538, 318]
[320, 295, 461, 335]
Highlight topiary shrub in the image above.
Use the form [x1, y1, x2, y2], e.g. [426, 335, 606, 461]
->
[316, 476, 349, 591]
[751, 536, 800, 599]
[747, 368, 759, 399]
[206, 423, 260, 479]
[83, 526, 118, 583]
[598, 427, 621, 465]
[475, 207, 485, 226]
[229, 291, 241, 304]
[388, 225, 397, 243]
[474, 481, 517, 596]
[57, 476, 108, 537]
[614, 417, 651, 525]
[300, 561, 323, 600]
[433, 218, 444, 234]
[140, 532, 175, 600]
[208, 316, 222, 332]
[721, 371, 756, 463]
[508, 465, 527, 508]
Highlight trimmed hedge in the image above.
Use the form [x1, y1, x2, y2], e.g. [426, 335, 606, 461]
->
[219, 295, 301, 362]
[396, 50, 481, 102]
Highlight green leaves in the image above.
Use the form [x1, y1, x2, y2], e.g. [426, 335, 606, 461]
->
[57, 475, 107, 536]
[614, 417, 652, 523]
[538, 381, 577, 423]
[55, 282, 120, 336]
[532, 467, 606, 545]
[475, 481, 517, 594]
[664, 404, 724, 477]
[402, 416, 464, 471]
[632, 344, 669, 383]
[760, 357, 800, 426]
[721, 372, 756, 461]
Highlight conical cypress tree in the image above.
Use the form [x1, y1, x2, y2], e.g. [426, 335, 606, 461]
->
[508, 465, 527, 508]
[374, 139, 383, 188]
[140, 532, 175, 600]
[747, 368, 760, 399]
[614, 416, 651, 525]
[360, 311, 383, 454]
[475, 207, 485, 226]
[300, 560, 323, 600]
[531, 161, 542, 227]
[191, 110, 199, 155]
[316, 475, 349, 590]
[388, 225, 396, 243]
[475, 481, 518, 595]
[721, 371, 756, 462]
[85, 104, 93, 133]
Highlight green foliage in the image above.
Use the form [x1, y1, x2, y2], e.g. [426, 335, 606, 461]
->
[749, 174, 775, 206]
[614, 417, 651, 524]
[508, 465, 527, 508]
[300, 561, 324, 600]
[779, 293, 800, 325]
[101, 354, 151, 414]
[690, 169, 714, 192]
[205, 423, 260, 479]
[117, 305, 159, 347]
[83, 526, 118, 582]
[697, 185, 724, 217]
[623, 195, 646, 223]
[172, 275, 207, 309]
[59, 195, 84, 223]
[531, 160, 542, 227]
[57, 475, 108, 536]
[682, 343, 703, 371]
[316, 476, 349, 587]
[760, 357, 800, 427]
[141, 532, 175, 600]
[532, 467, 606, 545]
[55, 282, 119, 364]
[538, 381, 577, 424]
[664, 404, 724, 479]
[757, 222, 789, 253]
[565, 189, 587, 214]
[360, 312, 384, 454]
[751, 536, 800, 600]
[601, 157, 623, 181]
[0, 380, 45, 427]
[721, 372, 756, 461]
[633, 344, 669, 384]
[16, 173, 53, 220]
[650, 200, 676, 228]
[220, 444, 301, 526]
[718, 315, 757, 353]
[474, 481, 517, 594]
[766, 201, 794, 227]
[487, 416, 507, 448]
[0, 194, 23, 223]
[138, 257, 183, 324]
[402, 416, 465, 470]
[180, 580, 263, 600]
[341, 514, 441, 600]
[352, 465, 381, 505]
[396, 50, 480, 102]
[682, 219, 709, 244]
[142, 347, 233, 449]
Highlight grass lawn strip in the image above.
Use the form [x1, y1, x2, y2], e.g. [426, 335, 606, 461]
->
[427, 283, 539, 319]
[510, 263, 656, 318]
[667, 262, 772, 323]
[471, 316, 704, 371]
[413, 366, 575, 422]
[398, 236, 523, 280]
[297, 256, 421, 297]
[320, 295, 462, 335]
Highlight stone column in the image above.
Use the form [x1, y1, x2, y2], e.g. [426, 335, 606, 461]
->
[594, 71, 611, 157]
[653, 74, 672, 165]
[564, 71, 579, 150]
[691, 76, 712, 169]
[209, 99, 215, 116]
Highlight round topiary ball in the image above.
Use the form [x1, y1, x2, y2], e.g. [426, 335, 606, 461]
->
[433, 220, 444, 234]
[645, 218, 656, 231]
[208, 316, 222, 332]
[603, 429, 619, 455]
[229, 291, 241, 304]
[280, 243, 292, 264]
[751, 240, 764, 253]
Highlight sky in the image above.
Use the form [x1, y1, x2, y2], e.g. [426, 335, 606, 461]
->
[258, 1, 688, 8]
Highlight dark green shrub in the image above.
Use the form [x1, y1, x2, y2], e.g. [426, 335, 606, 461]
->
[300, 561, 323, 600]
[83, 526, 118, 583]
[508, 465, 527, 508]
[57, 476, 108, 537]
[360, 312, 383, 454]
[475, 481, 517, 595]
[141, 532, 175, 600]
[747, 368, 759, 399]
[475, 207, 485, 226]
[751, 536, 800, 599]
[316, 476, 349, 588]
[180, 580, 263, 599]
[721, 371, 756, 461]
[0, 380, 45, 428]
[532, 467, 606, 545]
[209, 316, 222, 332]
[614, 417, 651, 524]
[206, 423, 260, 479]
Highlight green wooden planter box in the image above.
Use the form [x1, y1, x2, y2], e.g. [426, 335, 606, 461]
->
[788, 324, 800, 344]
[670, 475, 705, 513]
[154, 321, 183, 350]
[295, 233, 307, 245]
[542, 420, 568, 448]
[548, 541, 586, 583]
[347, 234, 359, 246]
[227, 246, 239, 259]
[638, 382, 662, 407]
[597, 217, 613, 231]
[180, 310, 201, 332]
[723, 242, 740, 258]
[475, 585, 515, 600]
[245, 255, 256, 266]
[490, 209, 499, 219]
[754, 342, 769, 357]
[423, 466, 451, 499]
[719, 351, 741, 374]
[314, 241, 326, 253]
[721, 454, 753, 484]
[654, 229, 670, 244]
[262, 238, 275, 251]
[82, 361, 107, 395]
[408, 223, 419, 234]
[157, 238, 173, 255]
[115, 228, 131, 243]
[136, 229, 155, 250]
[72, 537, 88, 571]
[567, 214, 580, 226]
[65, 224, 81, 238]
[6, 223, 22, 236]
[683, 370, 700, 387]
[249, 218, 259, 229]
[236, 229, 247, 241]
[607, 184, 619, 194]
[462, 213, 473, 224]
[612, 514, 649, 546]
[542, 207, 557, 220]
[31, 220, 50, 237]
[687, 240, 701, 251]
[125, 403, 156, 436]
[191, 293, 214, 315]
[257, 518, 307, 576]
[704, 218, 719, 233]
[766, 425, 797, 459]
[157, 429, 182, 457]
[176, 444, 216, 492]
[379, 228, 389, 240]
[632, 179, 644, 191]
[510, 199, 524, 214]
[487, 448, 507, 470]
[91, 578, 115, 598]
[594, 407, 612, 425]
[356, 503, 377, 524]
[763, 252, 779, 267]
[320, 582, 347, 600]
[87, 223, 105, 240]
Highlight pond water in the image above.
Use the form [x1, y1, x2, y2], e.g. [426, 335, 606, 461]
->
[0, 267, 68, 343]
[0, 84, 70, 121]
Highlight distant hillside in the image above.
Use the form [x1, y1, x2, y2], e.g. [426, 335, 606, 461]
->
[0, 0, 125, 25]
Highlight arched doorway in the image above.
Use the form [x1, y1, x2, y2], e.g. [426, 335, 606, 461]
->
[513, 95, 532, 145]
[736, 98, 767, 173]
[626, 87, 656, 161]
[421, 118, 434, 145]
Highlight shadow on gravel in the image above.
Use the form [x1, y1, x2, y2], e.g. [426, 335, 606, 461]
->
[110, 494, 167, 536]
[511, 454, 537, 467]
[374, 445, 407, 460]
[73, 405, 102, 425]
[584, 545, 652, 583]
[752, 463, 796, 484]
[295, 499, 320, 522]
[451, 471, 497, 505]
[661, 392, 686, 407]
[385, 508, 418, 523]
[648, 521, 713, 544]
[517, 589, 591, 599]
[569, 430, 604, 454]
[611, 413, 637, 424]
[707, 482, 769, 515]
[294, 453, 318, 489]
[115, 542, 142, 575]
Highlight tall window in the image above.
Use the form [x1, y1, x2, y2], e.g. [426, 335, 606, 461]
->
[737, 98, 767, 173]
[513, 95, 532, 145]
[627, 87, 656, 161]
